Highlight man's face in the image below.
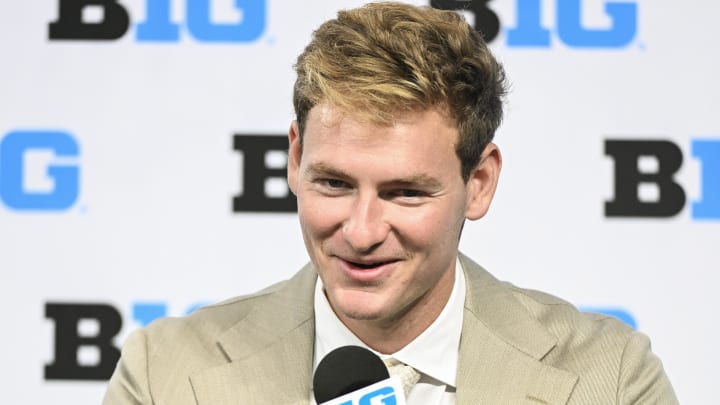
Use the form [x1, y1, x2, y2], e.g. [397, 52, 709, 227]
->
[287, 103, 498, 333]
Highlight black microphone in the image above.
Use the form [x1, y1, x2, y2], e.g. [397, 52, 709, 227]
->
[313, 345, 390, 404]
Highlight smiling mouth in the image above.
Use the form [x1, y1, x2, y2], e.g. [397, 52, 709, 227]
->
[346, 260, 395, 269]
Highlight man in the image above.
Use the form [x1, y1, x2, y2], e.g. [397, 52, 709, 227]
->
[103, 2, 677, 404]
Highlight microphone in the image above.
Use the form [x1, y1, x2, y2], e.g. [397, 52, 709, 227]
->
[313, 345, 406, 405]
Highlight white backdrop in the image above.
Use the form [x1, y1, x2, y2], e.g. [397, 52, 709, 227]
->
[1, 0, 716, 403]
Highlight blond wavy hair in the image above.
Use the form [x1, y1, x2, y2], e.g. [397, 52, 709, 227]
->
[293, 2, 507, 181]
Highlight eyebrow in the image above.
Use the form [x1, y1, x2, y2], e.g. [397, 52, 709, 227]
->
[304, 162, 443, 189]
[304, 162, 351, 180]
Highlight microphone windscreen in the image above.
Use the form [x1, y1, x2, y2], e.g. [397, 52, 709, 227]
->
[313, 345, 390, 404]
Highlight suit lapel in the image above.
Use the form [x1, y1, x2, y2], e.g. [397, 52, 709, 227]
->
[456, 254, 578, 405]
[190, 265, 317, 405]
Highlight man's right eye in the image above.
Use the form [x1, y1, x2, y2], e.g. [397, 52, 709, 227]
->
[318, 179, 350, 189]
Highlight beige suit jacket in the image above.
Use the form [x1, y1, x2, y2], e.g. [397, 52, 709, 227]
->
[103, 254, 678, 404]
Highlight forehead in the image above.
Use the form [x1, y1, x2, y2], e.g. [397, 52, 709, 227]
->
[300, 103, 463, 179]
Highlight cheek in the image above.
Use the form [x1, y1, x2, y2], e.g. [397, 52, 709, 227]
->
[391, 204, 463, 248]
[297, 194, 346, 239]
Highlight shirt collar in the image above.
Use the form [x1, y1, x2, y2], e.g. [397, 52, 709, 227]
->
[313, 259, 466, 388]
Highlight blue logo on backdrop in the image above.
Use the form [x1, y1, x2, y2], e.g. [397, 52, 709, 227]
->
[432, 0, 637, 48]
[0, 130, 80, 211]
[509, 0, 637, 47]
[49, 0, 267, 43]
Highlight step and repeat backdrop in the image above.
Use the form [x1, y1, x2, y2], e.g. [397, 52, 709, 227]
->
[1, 0, 717, 403]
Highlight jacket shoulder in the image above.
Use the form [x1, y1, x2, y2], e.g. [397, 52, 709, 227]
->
[103, 276, 297, 405]
[459, 253, 677, 403]
[507, 283, 633, 338]
[504, 283, 677, 404]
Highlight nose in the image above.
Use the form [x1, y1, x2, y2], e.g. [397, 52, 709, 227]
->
[342, 193, 390, 253]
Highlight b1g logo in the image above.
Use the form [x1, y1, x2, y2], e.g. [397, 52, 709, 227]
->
[45, 301, 206, 380]
[49, 0, 266, 42]
[328, 382, 401, 405]
[232, 134, 296, 213]
[356, 387, 397, 405]
[605, 139, 720, 219]
[432, 0, 637, 48]
[0, 130, 80, 211]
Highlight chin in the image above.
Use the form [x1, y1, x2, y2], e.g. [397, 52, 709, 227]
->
[331, 290, 388, 322]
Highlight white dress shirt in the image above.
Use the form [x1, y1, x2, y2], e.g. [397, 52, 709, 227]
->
[310, 260, 466, 404]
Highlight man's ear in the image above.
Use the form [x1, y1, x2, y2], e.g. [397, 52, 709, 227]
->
[465, 143, 502, 220]
[287, 121, 302, 195]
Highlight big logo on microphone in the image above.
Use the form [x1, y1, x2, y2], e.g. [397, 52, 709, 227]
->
[321, 378, 405, 405]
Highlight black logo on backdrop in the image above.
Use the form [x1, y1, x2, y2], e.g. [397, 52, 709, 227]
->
[45, 303, 121, 380]
[50, 0, 130, 40]
[605, 139, 685, 217]
[233, 134, 296, 213]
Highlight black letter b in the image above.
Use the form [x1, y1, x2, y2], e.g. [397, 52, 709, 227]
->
[605, 139, 686, 217]
[233, 135, 297, 213]
[45, 303, 122, 380]
[49, 0, 130, 40]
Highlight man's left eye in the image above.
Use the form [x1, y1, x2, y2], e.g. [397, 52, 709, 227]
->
[400, 189, 422, 197]
[390, 189, 426, 199]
